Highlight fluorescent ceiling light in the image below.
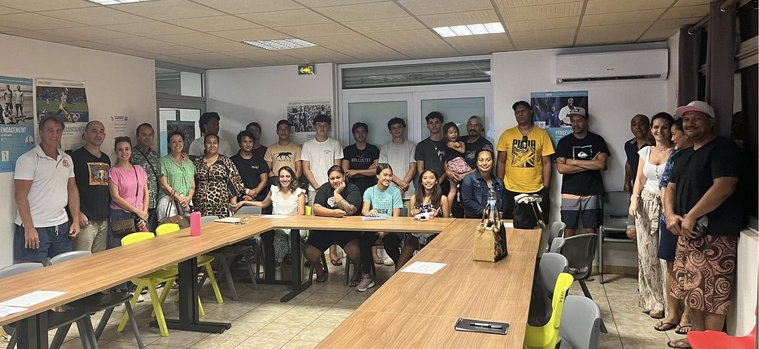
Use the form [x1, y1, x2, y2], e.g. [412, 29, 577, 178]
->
[86, 0, 151, 4]
[433, 22, 505, 38]
[243, 39, 316, 50]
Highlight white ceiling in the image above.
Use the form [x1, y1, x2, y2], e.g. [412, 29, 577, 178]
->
[0, 0, 712, 69]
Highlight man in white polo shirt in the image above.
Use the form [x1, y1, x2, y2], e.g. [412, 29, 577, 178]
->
[14, 115, 80, 262]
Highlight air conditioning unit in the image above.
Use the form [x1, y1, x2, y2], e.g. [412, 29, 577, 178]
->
[555, 49, 668, 84]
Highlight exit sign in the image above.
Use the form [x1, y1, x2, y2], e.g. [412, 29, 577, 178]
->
[298, 65, 316, 75]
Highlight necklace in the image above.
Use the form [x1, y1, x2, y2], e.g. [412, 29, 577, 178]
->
[431, 139, 442, 151]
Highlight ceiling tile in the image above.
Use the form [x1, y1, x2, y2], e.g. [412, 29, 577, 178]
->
[284, 46, 356, 63]
[167, 15, 261, 32]
[397, 0, 495, 16]
[584, 0, 673, 15]
[239, 9, 333, 27]
[210, 27, 288, 41]
[0, 6, 23, 15]
[582, 9, 665, 26]
[506, 16, 578, 32]
[275, 23, 356, 38]
[5, 30, 75, 43]
[38, 26, 133, 41]
[191, 0, 303, 14]
[443, 33, 513, 54]
[306, 34, 404, 58]
[0, 13, 84, 30]
[495, 2, 583, 21]
[316, 2, 409, 21]
[113, 0, 225, 20]
[139, 45, 208, 55]
[417, 10, 500, 28]
[61, 40, 124, 51]
[366, 29, 459, 57]
[176, 51, 237, 61]
[510, 28, 575, 49]
[576, 22, 651, 45]
[91, 36, 170, 49]
[638, 28, 679, 41]
[0, 0, 96, 12]
[152, 32, 227, 45]
[660, 4, 709, 19]
[495, 0, 580, 6]
[673, 0, 712, 7]
[184, 41, 253, 52]
[295, 0, 386, 7]
[649, 17, 702, 31]
[37, 7, 150, 26]
[101, 22, 195, 36]
[342, 17, 425, 33]
[224, 49, 305, 65]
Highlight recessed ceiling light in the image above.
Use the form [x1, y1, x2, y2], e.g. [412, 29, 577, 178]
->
[433, 22, 505, 38]
[243, 39, 316, 50]
[86, 0, 152, 4]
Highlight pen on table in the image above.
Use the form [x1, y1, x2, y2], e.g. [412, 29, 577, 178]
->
[471, 322, 503, 329]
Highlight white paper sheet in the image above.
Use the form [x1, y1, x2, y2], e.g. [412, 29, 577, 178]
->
[504, 222, 514, 228]
[0, 305, 26, 318]
[361, 216, 386, 221]
[400, 261, 447, 275]
[214, 217, 243, 224]
[0, 290, 67, 308]
[258, 215, 290, 219]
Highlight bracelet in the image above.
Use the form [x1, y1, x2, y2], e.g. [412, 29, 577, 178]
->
[631, 193, 640, 198]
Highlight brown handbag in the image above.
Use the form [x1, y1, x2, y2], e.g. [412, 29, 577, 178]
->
[158, 190, 190, 228]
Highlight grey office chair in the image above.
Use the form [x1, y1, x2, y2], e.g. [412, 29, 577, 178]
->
[48, 251, 145, 349]
[200, 215, 219, 223]
[549, 237, 566, 253]
[559, 295, 602, 349]
[529, 253, 569, 327]
[201, 214, 258, 300]
[236, 205, 262, 215]
[546, 221, 566, 253]
[598, 191, 633, 284]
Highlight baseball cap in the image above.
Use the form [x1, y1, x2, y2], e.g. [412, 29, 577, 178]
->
[568, 106, 587, 119]
[675, 101, 715, 119]
[512, 100, 532, 111]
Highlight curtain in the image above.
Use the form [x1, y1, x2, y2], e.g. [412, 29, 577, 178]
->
[705, 0, 736, 137]
[678, 26, 701, 107]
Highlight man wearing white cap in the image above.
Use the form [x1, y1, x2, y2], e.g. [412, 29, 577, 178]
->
[555, 107, 610, 237]
[663, 100, 742, 349]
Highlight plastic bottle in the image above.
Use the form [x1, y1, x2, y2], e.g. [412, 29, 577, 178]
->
[487, 187, 497, 221]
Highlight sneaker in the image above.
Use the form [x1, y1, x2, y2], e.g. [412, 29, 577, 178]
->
[137, 294, 145, 303]
[383, 257, 394, 266]
[356, 275, 375, 292]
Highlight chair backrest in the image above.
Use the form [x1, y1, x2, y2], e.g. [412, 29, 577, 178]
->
[49, 251, 92, 265]
[549, 237, 566, 253]
[201, 215, 219, 223]
[603, 191, 630, 219]
[121, 232, 156, 246]
[549, 273, 574, 330]
[0, 263, 43, 279]
[399, 207, 408, 217]
[155, 223, 181, 236]
[548, 221, 566, 245]
[539, 253, 569, 292]
[236, 205, 262, 215]
[560, 234, 598, 280]
[559, 295, 602, 349]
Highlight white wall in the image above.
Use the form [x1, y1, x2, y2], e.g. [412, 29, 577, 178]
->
[205, 64, 335, 150]
[0, 34, 157, 268]
[492, 48, 669, 267]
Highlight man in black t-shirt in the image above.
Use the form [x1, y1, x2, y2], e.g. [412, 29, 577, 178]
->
[230, 131, 270, 204]
[342, 122, 379, 195]
[555, 107, 609, 237]
[664, 101, 742, 347]
[448, 115, 492, 218]
[415, 112, 448, 191]
[70, 121, 110, 253]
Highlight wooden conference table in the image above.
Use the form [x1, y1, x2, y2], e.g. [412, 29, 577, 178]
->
[317, 219, 542, 349]
[0, 215, 456, 349]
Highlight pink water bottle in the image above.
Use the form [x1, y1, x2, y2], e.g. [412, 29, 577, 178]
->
[190, 211, 201, 236]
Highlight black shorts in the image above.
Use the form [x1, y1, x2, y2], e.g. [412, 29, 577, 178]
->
[306, 230, 361, 251]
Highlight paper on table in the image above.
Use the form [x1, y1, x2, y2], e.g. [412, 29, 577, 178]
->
[259, 215, 290, 219]
[503, 222, 513, 228]
[361, 216, 386, 221]
[400, 261, 447, 275]
[0, 290, 67, 308]
[214, 217, 243, 224]
[0, 305, 26, 318]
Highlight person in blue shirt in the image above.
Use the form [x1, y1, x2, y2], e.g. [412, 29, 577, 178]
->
[357, 163, 403, 292]
[460, 149, 504, 218]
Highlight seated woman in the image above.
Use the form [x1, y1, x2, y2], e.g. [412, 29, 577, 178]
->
[397, 168, 449, 269]
[460, 149, 504, 218]
[192, 133, 244, 218]
[358, 163, 404, 292]
[303, 165, 362, 284]
[243, 166, 305, 265]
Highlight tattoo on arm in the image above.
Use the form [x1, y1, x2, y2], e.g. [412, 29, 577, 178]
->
[335, 198, 356, 215]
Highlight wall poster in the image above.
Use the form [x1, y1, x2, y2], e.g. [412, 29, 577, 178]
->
[36, 78, 89, 151]
[0, 76, 35, 172]
[530, 90, 589, 146]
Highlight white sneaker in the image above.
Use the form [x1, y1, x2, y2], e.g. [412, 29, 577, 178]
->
[383, 257, 394, 266]
[356, 275, 375, 292]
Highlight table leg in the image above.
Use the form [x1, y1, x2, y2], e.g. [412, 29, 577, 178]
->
[16, 313, 47, 349]
[151, 257, 231, 333]
[279, 228, 311, 302]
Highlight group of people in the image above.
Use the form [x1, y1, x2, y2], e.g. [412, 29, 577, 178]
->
[12, 99, 745, 342]
[623, 102, 743, 349]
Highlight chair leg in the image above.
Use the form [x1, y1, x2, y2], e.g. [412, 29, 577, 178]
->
[118, 288, 142, 333]
[146, 285, 169, 337]
[202, 261, 224, 304]
[598, 230, 605, 284]
[7, 329, 17, 349]
[321, 254, 328, 274]
[123, 301, 146, 349]
[95, 307, 114, 340]
[49, 324, 71, 349]
[579, 280, 593, 299]
[242, 251, 258, 290]
[74, 318, 95, 349]
[218, 256, 239, 301]
[344, 259, 350, 286]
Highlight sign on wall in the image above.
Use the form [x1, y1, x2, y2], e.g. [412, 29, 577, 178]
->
[530, 90, 589, 146]
[286, 100, 331, 144]
[0, 75, 35, 173]
[36, 78, 89, 151]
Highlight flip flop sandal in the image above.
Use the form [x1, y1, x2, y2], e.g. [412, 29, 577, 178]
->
[667, 339, 692, 348]
[373, 258, 384, 265]
[675, 324, 692, 335]
[654, 321, 678, 331]
[330, 258, 343, 266]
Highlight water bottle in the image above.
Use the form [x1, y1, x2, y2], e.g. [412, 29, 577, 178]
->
[487, 187, 497, 221]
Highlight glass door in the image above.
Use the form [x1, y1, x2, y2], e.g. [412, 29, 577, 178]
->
[414, 87, 493, 141]
[341, 93, 412, 147]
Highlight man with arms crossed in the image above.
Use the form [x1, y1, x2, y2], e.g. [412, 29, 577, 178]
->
[555, 107, 609, 237]
[497, 101, 553, 224]
[14, 115, 80, 262]
[70, 121, 110, 252]
[663, 101, 742, 349]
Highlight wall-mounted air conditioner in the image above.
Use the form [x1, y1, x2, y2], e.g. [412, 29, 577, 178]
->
[555, 49, 668, 84]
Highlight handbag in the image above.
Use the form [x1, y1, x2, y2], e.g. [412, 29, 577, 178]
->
[513, 194, 546, 229]
[110, 166, 141, 236]
[158, 190, 190, 228]
[473, 204, 508, 262]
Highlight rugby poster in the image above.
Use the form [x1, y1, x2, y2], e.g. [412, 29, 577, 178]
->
[36, 78, 89, 151]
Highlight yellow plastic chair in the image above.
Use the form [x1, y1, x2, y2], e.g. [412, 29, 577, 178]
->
[524, 272, 574, 349]
[117, 232, 178, 337]
[155, 223, 224, 304]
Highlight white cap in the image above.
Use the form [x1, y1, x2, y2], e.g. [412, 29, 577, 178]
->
[675, 101, 715, 119]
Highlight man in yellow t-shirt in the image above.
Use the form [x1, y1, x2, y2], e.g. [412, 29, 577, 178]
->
[496, 101, 554, 222]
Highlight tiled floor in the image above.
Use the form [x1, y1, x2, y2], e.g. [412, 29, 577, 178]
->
[2, 261, 686, 349]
